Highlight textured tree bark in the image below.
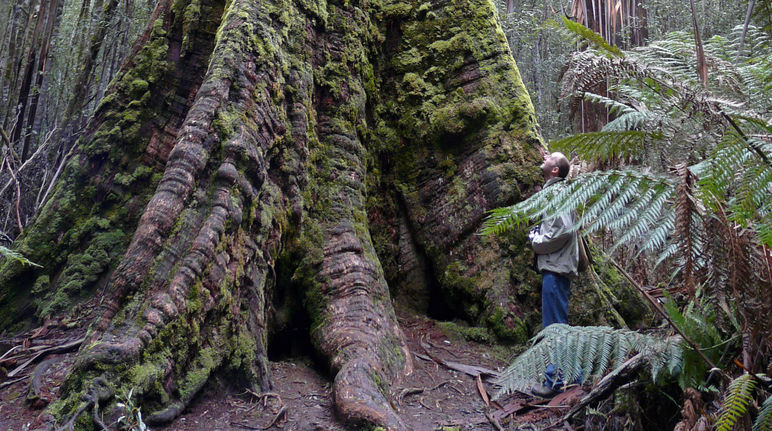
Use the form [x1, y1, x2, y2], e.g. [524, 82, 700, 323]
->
[0, 0, 544, 428]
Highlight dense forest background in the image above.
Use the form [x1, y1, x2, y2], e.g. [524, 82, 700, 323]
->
[0, 0, 766, 241]
[0, 0, 771, 430]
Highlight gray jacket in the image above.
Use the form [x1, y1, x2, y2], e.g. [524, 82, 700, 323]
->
[530, 177, 579, 278]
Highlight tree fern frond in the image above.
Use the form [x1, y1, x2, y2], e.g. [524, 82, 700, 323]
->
[581, 92, 640, 117]
[480, 171, 675, 243]
[654, 242, 679, 268]
[493, 325, 682, 399]
[554, 16, 623, 58]
[602, 110, 652, 132]
[551, 130, 650, 163]
[637, 211, 677, 257]
[610, 183, 672, 252]
[754, 394, 772, 431]
[716, 374, 757, 431]
[0, 245, 41, 267]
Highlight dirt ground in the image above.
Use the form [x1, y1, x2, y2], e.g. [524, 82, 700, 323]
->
[0, 312, 585, 431]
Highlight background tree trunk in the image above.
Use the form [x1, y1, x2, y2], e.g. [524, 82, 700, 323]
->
[0, 0, 544, 428]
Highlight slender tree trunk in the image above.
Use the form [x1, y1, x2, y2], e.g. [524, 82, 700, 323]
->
[0, 0, 545, 429]
[20, 0, 63, 162]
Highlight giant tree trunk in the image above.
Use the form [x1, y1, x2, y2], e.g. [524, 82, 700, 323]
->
[0, 0, 543, 429]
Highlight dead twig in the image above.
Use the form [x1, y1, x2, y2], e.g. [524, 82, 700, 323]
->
[545, 353, 646, 430]
[93, 400, 109, 431]
[230, 422, 262, 430]
[7, 337, 84, 378]
[0, 344, 20, 361]
[56, 401, 89, 431]
[0, 124, 56, 198]
[244, 388, 283, 407]
[418, 399, 433, 410]
[262, 405, 287, 430]
[419, 345, 498, 379]
[397, 387, 424, 403]
[485, 411, 505, 431]
[476, 374, 490, 406]
[606, 253, 717, 371]
[0, 375, 28, 389]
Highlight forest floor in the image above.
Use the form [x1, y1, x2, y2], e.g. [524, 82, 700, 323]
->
[0, 309, 586, 431]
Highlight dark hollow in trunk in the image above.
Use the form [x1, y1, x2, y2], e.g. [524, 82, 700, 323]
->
[0, 0, 544, 428]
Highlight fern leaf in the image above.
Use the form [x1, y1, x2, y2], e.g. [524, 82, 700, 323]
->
[754, 394, 772, 431]
[551, 131, 649, 163]
[553, 17, 623, 58]
[0, 245, 41, 267]
[493, 325, 682, 399]
[716, 374, 757, 431]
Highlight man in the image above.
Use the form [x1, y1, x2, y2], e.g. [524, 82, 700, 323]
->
[528, 151, 579, 398]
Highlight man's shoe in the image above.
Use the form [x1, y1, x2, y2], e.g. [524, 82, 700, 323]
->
[530, 384, 560, 398]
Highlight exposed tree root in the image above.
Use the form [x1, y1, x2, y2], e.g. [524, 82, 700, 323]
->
[1, 0, 545, 429]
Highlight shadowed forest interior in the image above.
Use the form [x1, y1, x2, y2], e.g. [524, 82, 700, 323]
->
[0, 0, 770, 430]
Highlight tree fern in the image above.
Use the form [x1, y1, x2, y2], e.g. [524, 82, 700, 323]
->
[754, 394, 772, 431]
[481, 170, 674, 237]
[493, 324, 682, 399]
[0, 245, 40, 267]
[550, 16, 623, 58]
[551, 130, 651, 163]
[715, 373, 757, 431]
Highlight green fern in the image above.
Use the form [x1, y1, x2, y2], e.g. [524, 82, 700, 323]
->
[555, 16, 623, 58]
[481, 170, 676, 255]
[0, 245, 41, 267]
[715, 374, 757, 431]
[493, 324, 682, 399]
[551, 130, 652, 163]
[754, 394, 772, 431]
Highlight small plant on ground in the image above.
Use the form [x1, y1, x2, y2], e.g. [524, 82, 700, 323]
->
[116, 389, 149, 431]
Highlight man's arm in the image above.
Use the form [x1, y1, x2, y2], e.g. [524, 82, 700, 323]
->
[530, 213, 573, 255]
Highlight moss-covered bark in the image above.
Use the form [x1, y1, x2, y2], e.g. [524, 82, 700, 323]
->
[0, 0, 544, 429]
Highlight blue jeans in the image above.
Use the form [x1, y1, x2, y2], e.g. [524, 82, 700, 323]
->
[542, 271, 571, 389]
[542, 271, 570, 328]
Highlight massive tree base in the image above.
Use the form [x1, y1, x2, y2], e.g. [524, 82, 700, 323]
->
[0, 0, 544, 428]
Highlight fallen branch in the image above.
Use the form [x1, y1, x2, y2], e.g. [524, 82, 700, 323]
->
[7, 337, 84, 378]
[0, 344, 20, 361]
[0, 375, 28, 389]
[93, 400, 109, 431]
[546, 352, 646, 429]
[605, 253, 717, 371]
[231, 423, 262, 430]
[485, 411, 505, 431]
[417, 347, 498, 379]
[262, 405, 287, 429]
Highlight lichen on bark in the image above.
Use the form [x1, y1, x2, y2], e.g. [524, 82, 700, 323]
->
[0, 0, 546, 429]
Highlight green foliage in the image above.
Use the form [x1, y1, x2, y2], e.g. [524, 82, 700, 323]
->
[481, 170, 675, 257]
[493, 324, 682, 399]
[754, 394, 772, 431]
[0, 245, 41, 267]
[551, 131, 650, 163]
[116, 388, 150, 431]
[554, 17, 624, 58]
[715, 374, 757, 431]
[483, 23, 772, 286]
[663, 297, 726, 389]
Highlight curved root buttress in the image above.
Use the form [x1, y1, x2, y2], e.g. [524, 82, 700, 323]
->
[0, 0, 544, 428]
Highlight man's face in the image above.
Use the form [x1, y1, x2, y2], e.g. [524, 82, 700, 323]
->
[540, 153, 557, 179]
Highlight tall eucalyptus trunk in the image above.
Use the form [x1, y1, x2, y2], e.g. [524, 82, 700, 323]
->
[0, 0, 544, 428]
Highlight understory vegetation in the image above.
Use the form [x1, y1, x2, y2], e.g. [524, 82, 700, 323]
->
[485, 10, 772, 430]
[0, 0, 770, 430]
